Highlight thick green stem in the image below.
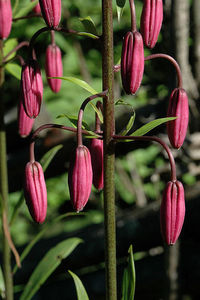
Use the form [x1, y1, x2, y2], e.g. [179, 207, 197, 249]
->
[102, 1, 117, 299]
[0, 40, 13, 300]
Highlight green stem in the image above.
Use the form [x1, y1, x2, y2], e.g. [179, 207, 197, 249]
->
[102, 1, 117, 299]
[0, 40, 13, 300]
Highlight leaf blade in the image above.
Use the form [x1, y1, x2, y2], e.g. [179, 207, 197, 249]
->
[68, 270, 89, 300]
[121, 245, 136, 300]
[52, 76, 98, 94]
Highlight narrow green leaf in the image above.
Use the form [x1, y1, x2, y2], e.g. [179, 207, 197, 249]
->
[89, 102, 103, 123]
[3, 38, 18, 60]
[5, 63, 21, 80]
[13, 212, 79, 275]
[53, 76, 98, 94]
[76, 32, 99, 39]
[20, 238, 82, 300]
[121, 245, 136, 300]
[79, 16, 98, 35]
[131, 117, 176, 137]
[14, 0, 38, 18]
[56, 114, 91, 130]
[0, 266, 5, 298]
[68, 270, 89, 300]
[120, 112, 136, 136]
[116, 0, 126, 21]
[115, 99, 132, 107]
[40, 144, 63, 172]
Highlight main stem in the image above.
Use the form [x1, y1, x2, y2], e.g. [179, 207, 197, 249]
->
[102, 1, 117, 299]
[0, 40, 13, 300]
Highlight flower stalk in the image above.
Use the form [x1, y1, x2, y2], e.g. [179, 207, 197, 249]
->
[102, 0, 117, 298]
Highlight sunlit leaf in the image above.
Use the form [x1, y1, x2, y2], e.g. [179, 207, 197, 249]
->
[56, 114, 91, 130]
[79, 16, 98, 35]
[52, 76, 98, 94]
[68, 270, 89, 300]
[76, 32, 99, 39]
[14, 0, 38, 18]
[89, 102, 103, 123]
[121, 245, 136, 300]
[40, 144, 63, 172]
[0, 266, 5, 298]
[115, 99, 132, 107]
[5, 63, 21, 80]
[3, 38, 18, 60]
[20, 238, 82, 300]
[131, 117, 176, 136]
[120, 112, 136, 136]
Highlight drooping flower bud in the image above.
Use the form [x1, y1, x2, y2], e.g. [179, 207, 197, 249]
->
[121, 31, 144, 95]
[31, 0, 41, 14]
[24, 161, 47, 224]
[167, 88, 189, 149]
[160, 180, 185, 245]
[68, 145, 93, 212]
[140, 0, 163, 49]
[90, 139, 103, 191]
[0, 0, 12, 40]
[18, 98, 34, 137]
[39, 0, 61, 28]
[21, 59, 43, 119]
[45, 43, 63, 93]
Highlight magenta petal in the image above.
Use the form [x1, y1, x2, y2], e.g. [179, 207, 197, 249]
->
[18, 98, 34, 137]
[0, 0, 12, 39]
[24, 162, 47, 224]
[90, 139, 103, 190]
[68, 146, 93, 212]
[39, 0, 61, 28]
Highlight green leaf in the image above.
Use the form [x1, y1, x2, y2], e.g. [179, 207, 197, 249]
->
[0, 266, 5, 298]
[89, 102, 103, 124]
[14, 0, 38, 18]
[131, 117, 176, 137]
[56, 114, 91, 130]
[3, 38, 18, 60]
[13, 212, 79, 275]
[53, 76, 98, 94]
[116, 0, 126, 21]
[20, 238, 82, 300]
[115, 99, 132, 107]
[5, 63, 21, 80]
[75, 32, 99, 39]
[121, 245, 136, 300]
[79, 16, 98, 36]
[120, 112, 136, 136]
[40, 144, 63, 172]
[68, 270, 89, 300]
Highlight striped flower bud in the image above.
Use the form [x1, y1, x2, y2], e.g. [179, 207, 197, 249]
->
[140, 0, 163, 49]
[24, 161, 47, 224]
[18, 98, 34, 137]
[160, 180, 185, 245]
[21, 59, 43, 119]
[121, 31, 144, 95]
[45, 44, 63, 93]
[0, 0, 12, 39]
[39, 0, 61, 28]
[31, 0, 41, 14]
[90, 139, 103, 191]
[167, 88, 189, 149]
[68, 145, 93, 212]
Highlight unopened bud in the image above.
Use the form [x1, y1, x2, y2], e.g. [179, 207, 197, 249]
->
[18, 98, 34, 137]
[68, 145, 93, 212]
[90, 139, 103, 190]
[21, 59, 43, 118]
[140, 0, 163, 48]
[45, 44, 63, 93]
[167, 88, 189, 149]
[160, 180, 185, 245]
[0, 0, 12, 39]
[24, 161, 47, 224]
[39, 0, 61, 28]
[121, 31, 144, 95]
[31, 0, 41, 14]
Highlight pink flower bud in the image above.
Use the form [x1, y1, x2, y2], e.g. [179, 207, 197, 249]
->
[90, 139, 103, 191]
[18, 98, 34, 138]
[167, 88, 189, 149]
[24, 161, 47, 224]
[21, 59, 43, 119]
[140, 0, 163, 49]
[68, 145, 93, 212]
[45, 44, 63, 93]
[121, 31, 144, 95]
[160, 180, 185, 245]
[0, 0, 12, 39]
[31, 0, 41, 14]
[39, 0, 61, 28]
